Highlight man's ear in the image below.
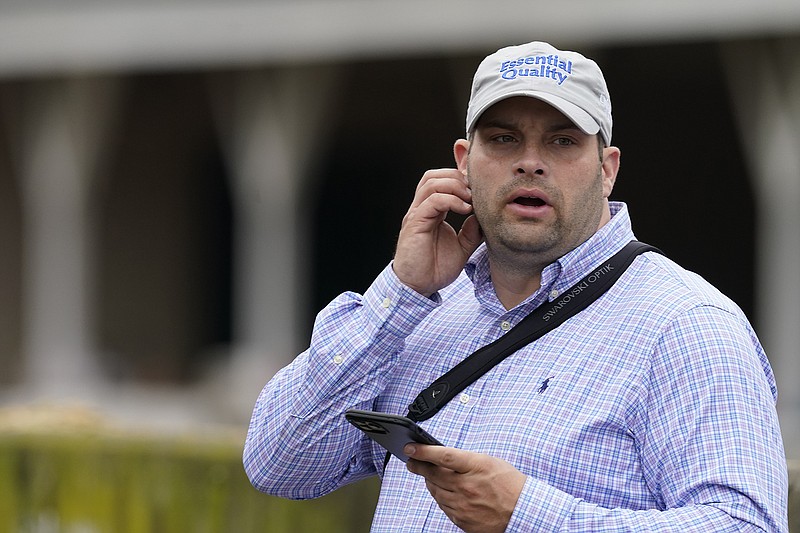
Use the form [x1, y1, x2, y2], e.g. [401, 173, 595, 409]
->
[454, 139, 470, 173]
[601, 146, 621, 198]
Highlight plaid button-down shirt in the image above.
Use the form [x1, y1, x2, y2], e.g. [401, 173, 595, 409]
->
[244, 202, 788, 532]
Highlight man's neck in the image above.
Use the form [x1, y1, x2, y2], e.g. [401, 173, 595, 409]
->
[489, 262, 545, 311]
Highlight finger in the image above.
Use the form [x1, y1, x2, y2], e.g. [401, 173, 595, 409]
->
[414, 168, 468, 194]
[406, 458, 460, 495]
[405, 444, 474, 474]
[409, 186, 472, 219]
[425, 477, 458, 507]
[406, 457, 440, 480]
[402, 193, 473, 232]
[411, 172, 471, 209]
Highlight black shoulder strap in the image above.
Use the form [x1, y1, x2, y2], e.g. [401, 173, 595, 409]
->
[381, 241, 660, 471]
[405, 240, 661, 423]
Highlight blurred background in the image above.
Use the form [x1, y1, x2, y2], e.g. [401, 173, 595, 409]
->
[0, 0, 798, 530]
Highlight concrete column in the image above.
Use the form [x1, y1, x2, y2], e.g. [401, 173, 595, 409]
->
[209, 66, 340, 418]
[721, 38, 800, 459]
[10, 77, 121, 396]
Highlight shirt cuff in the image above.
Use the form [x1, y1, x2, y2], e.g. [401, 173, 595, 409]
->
[360, 262, 441, 339]
[506, 476, 576, 532]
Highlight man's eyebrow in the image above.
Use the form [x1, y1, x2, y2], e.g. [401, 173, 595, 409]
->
[476, 118, 518, 131]
[548, 122, 583, 133]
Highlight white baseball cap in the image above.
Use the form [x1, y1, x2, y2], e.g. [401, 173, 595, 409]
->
[466, 41, 613, 146]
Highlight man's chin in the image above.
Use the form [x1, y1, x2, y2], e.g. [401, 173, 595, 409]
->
[485, 233, 560, 261]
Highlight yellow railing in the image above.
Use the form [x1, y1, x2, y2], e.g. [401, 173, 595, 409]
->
[789, 460, 799, 532]
[0, 406, 378, 533]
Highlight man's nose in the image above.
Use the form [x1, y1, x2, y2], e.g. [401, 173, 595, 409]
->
[513, 143, 547, 177]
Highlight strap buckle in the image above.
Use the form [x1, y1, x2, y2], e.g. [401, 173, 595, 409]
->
[407, 382, 449, 421]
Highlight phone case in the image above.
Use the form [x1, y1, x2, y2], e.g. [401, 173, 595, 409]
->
[345, 409, 443, 463]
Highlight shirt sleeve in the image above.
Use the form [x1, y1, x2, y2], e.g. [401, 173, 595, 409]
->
[506, 305, 789, 532]
[243, 262, 440, 500]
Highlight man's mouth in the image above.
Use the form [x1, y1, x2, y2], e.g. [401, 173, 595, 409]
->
[513, 196, 547, 207]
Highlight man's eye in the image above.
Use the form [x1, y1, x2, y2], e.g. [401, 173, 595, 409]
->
[493, 134, 517, 143]
[553, 137, 575, 146]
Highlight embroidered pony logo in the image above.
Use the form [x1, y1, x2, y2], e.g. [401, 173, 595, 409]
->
[538, 376, 555, 394]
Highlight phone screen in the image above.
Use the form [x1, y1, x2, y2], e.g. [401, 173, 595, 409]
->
[345, 409, 443, 463]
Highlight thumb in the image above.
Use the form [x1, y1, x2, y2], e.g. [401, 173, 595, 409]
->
[458, 215, 484, 256]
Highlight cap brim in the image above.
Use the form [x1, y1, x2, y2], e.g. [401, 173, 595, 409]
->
[467, 91, 601, 138]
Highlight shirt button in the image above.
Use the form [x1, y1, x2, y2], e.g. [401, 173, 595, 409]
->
[550, 289, 560, 299]
[500, 321, 512, 331]
[459, 393, 470, 404]
[381, 297, 392, 308]
[332, 354, 344, 365]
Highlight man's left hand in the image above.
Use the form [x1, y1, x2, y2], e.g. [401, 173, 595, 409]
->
[405, 444, 526, 533]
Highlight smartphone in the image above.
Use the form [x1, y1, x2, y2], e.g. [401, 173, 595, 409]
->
[345, 409, 443, 463]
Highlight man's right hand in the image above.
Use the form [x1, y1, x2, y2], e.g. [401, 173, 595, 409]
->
[393, 168, 483, 297]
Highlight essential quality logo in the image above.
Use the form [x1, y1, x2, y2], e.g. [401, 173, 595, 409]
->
[499, 54, 574, 85]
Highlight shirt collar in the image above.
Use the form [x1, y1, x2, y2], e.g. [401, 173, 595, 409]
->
[465, 201, 636, 308]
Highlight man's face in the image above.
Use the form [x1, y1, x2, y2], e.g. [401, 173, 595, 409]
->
[454, 97, 619, 268]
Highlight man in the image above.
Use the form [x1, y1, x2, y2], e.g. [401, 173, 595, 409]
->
[244, 41, 788, 532]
